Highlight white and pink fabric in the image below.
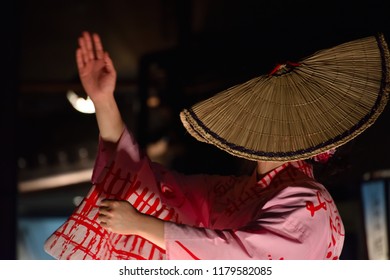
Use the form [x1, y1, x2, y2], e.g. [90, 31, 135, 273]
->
[44, 127, 345, 260]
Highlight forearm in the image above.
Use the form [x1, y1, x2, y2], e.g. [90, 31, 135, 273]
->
[137, 214, 166, 250]
[94, 96, 124, 143]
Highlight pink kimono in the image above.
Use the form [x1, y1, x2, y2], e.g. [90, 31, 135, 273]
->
[44, 127, 345, 260]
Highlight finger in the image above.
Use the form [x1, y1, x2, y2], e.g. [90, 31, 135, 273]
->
[97, 213, 108, 221]
[93, 33, 104, 60]
[100, 222, 111, 232]
[98, 211, 110, 218]
[100, 199, 115, 207]
[98, 206, 112, 216]
[78, 36, 89, 64]
[76, 48, 85, 70]
[83, 31, 95, 60]
[99, 220, 109, 228]
[100, 199, 110, 207]
[104, 52, 116, 73]
[97, 214, 112, 230]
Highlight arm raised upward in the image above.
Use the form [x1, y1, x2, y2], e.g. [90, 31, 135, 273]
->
[76, 31, 124, 143]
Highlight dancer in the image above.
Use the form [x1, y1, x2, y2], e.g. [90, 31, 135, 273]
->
[44, 31, 389, 260]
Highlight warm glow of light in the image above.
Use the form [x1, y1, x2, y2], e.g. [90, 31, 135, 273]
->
[66, 90, 95, 114]
[147, 96, 160, 108]
[146, 138, 169, 157]
[18, 168, 93, 193]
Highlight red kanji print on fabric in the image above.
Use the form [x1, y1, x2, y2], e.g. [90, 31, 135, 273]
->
[44, 161, 177, 260]
[306, 190, 345, 260]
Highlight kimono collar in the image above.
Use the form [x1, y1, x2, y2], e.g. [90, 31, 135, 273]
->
[256, 160, 314, 189]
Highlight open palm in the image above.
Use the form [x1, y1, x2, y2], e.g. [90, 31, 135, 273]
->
[76, 31, 116, 103]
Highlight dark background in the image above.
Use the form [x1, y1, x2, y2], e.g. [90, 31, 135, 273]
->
[1, 0, 390, 259]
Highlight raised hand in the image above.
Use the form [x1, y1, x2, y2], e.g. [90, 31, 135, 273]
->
[75, 31, 123, 142]
[76, 31, 116, 104]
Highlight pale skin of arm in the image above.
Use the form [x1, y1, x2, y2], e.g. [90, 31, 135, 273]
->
[76, 31, 166, 250]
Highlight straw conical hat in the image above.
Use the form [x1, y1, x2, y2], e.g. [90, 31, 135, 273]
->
[180, 34, 390, 162]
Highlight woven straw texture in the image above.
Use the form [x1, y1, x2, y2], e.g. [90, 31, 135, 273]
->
[180, 34, 390, 161]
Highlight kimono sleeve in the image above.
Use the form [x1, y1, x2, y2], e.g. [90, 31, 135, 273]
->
[163, 185, 345, 260]
[44, 126, 223, 260]
[91, 126, 221, 226]
[91, 127, 143, 185]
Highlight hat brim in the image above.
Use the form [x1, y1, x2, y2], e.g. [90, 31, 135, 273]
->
[180, 34, 390, 162]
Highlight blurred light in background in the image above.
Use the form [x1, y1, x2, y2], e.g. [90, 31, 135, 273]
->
[18, 168, 93, 193]
[66, 90, 95, 114]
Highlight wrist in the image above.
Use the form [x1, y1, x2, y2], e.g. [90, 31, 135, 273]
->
[135, 213, 153, 236]
[92, 94, 116, 110]
[93, 95, 124, 143]
[132, 213, 166, 250]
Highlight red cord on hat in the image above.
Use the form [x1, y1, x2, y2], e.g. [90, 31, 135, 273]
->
[269, 61, 301, 76]
[312, 149, 336, 164]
